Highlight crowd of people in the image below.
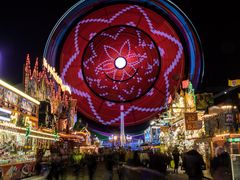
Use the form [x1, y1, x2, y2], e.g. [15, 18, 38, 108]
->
[34, 142, 232, 180]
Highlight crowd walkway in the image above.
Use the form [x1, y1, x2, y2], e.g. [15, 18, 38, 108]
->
[23, 163, 213, 180]
[24, 162, 119, 180]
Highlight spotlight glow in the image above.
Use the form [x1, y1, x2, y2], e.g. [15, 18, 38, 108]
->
[114, 57, 127, 69]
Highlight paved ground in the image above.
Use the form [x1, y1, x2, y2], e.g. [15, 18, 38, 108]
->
[167, 169, 212, 180]
[23, 163, 212, 180]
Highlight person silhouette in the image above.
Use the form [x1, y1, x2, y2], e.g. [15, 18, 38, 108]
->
[172, 147, 180, 173]
[210, 147, 232, 180]
[183, 149, 206, 180]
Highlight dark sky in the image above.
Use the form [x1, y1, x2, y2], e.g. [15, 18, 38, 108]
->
[0, 0, 239, 90]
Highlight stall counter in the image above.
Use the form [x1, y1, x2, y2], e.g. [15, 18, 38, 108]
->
[0, 161, 35, 180]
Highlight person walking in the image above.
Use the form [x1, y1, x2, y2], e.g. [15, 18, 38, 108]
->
[105, 151, 115, 180]
[183, 149, 206, 180]
[47, 143, 61, 180]
[210, 146, 232, 180]
[86, 153, 97, 180]
[172, 147, 180, 173]
[47, 152, 61, 180]
[72, 149, 84, 180]
[35, 148, 44, 175]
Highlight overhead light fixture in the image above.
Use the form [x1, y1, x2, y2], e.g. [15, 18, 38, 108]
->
[0, 107, 11, 114]
[0, 116, 10, 121]
[0, 79, 40, 105]
[150, 121, 155, 125]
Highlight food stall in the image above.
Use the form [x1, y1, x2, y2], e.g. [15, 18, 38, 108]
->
[0, 79, 57, 179]
[157, 85, 211, 162]
[0, 80, 39, 129]
[0, 124, 57, 179]
[212, 133, 240, 155]
[204, 105, 240, 156]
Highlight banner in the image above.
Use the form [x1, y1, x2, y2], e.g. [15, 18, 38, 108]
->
[182, 80, 190, 89]
[185, 112, 202, 130]
[228, 79, 240, 87]
[196, 93, 214, 110]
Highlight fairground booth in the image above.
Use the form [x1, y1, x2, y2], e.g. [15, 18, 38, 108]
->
[0, 79, 57, 179]
[0, 55, 90, 179]
[145, 80, 240, 171]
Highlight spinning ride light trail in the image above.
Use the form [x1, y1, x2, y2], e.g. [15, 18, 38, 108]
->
[43, 0, 204, 128]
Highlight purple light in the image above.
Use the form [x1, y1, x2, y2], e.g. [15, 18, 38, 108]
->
[0, 51, 3, 76]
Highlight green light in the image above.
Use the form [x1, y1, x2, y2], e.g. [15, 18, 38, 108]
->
[227, 138, 240, 143]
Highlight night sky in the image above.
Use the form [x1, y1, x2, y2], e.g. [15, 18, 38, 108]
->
[0, 0, 239, 91]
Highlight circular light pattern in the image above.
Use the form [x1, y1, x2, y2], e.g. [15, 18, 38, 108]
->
[115, 57, 126, 69]
[82, 25, 160, 102]
[44, 0, 204, 128]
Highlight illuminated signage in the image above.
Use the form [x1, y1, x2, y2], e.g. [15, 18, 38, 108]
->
[43, 58, 71, 94]
[185, 112, 202, 130]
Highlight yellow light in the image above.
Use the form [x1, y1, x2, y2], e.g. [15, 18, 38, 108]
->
[28, 134, 58, 141]
[43, 58, 71, 94]
[0, 122, 56, 137]
[75, 131, 87, 136]
[0, 79, 40, 105]
[113, 135, 118, 140]
[31, 129, 56, 137]
[220, 105, 232, 109]
[0, 122, 25, 130]
[229, 133, 240, 137]
[215, 133, 230, 137]
[0, 129, 58, 141]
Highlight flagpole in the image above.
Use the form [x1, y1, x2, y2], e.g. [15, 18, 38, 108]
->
[120, 105, 125, 147]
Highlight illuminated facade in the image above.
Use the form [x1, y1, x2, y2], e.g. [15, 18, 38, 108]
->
[24, 55, 77, 132]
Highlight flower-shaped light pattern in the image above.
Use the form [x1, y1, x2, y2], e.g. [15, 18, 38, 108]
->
[82, 26, 160, 102]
